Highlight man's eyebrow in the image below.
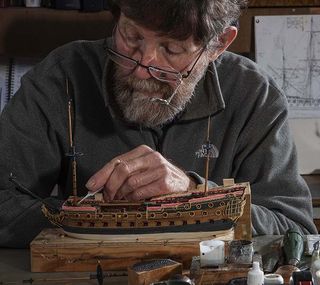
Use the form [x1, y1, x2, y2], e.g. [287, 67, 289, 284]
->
[163, 39, 200, 53]
[119, 15, 200, 52]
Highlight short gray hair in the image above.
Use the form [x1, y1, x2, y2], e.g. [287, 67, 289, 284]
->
[109, 0, 248, 48]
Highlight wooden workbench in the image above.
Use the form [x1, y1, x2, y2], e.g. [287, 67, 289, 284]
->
[0, 235, 284, 285]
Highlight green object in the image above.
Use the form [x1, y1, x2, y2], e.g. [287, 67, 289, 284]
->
[283, 229, 304, 266]
[311, 241, 320, 282]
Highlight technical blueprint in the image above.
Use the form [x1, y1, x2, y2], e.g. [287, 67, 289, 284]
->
[255, 15, 320, 119]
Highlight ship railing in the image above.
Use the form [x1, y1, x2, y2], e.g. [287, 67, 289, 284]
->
[225, 197, 245, 218]
[41, 205, 64, 227]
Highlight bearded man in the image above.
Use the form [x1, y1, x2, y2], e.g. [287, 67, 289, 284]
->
[0, 0, 317, 248]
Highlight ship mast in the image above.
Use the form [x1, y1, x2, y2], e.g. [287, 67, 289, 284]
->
[195, 116, 218, 195]
[204, 116, 211, 195]
[66, 79, 82, 204]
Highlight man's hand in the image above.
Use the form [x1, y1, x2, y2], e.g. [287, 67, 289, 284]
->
[85, 145, 195, 201]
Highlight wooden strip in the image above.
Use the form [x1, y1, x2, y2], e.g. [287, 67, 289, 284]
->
[30, 228, 234, 272]
[249, 0, 320, 7]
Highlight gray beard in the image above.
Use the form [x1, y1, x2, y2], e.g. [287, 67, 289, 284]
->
[112, 59, 208, 128]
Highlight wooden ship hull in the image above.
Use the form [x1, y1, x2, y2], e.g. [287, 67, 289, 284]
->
[42, 182, 249, 240]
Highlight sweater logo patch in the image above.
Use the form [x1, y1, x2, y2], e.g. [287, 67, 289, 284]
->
[195, 142, 219, 158]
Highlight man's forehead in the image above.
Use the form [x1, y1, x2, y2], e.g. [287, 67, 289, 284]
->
[118, 13, 201, 51]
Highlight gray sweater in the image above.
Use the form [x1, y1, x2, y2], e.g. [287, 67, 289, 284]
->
[0, 39, 317, 248]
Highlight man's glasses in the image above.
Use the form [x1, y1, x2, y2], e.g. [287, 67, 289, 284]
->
[106, 45, 204, 84]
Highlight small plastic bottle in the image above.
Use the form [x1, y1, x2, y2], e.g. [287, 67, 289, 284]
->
[247, 261, 264, 285]
[315, 270, 320, 285]
[311, 241, 320, 285]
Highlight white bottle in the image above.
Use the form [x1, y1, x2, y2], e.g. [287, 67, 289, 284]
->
[247, 261, 264, 285]
[315, 270, 320, 285]
[25, 0, 41, 7]
[311, 241, 320, 285]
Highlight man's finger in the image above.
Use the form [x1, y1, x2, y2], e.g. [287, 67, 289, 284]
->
[105, 160, 133, 200]
[124, 167, 165, 195]
[85, 145, 153, 192]
[125, 183, 162, 201]
[85, 158, 122, 191]
[106, 150, 166, 199]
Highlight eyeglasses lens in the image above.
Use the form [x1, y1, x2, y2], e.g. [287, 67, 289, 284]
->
[149, 67, 181, 82]
[107, 49, 137, 70]
[107, 48, 181, 83]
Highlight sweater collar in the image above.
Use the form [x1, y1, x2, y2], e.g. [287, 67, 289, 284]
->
[178, 62, 225, 121]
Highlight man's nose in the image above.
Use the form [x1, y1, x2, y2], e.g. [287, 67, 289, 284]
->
[133, 46, 158, 80]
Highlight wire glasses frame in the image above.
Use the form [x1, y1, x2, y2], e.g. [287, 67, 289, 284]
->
[106, 44, 204, 84]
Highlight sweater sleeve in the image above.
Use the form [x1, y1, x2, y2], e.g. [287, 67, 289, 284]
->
[233, 83, 317, 235]
[0, 66, 66, 248]
[0, 40, 107, 248]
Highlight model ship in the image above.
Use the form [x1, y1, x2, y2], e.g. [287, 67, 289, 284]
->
[12, 79, 250, 240]
[42, 181, 248, 239]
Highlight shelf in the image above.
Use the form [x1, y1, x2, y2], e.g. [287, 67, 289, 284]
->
[248, 0, 320, 7]
[1, 7, 320, 58]
[0, 8, 114, 57]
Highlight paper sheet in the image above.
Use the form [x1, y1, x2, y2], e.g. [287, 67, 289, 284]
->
[10, 57, 39, 98]
[289, 118, 320, 174]
[0, 56, 10, 113]
[255, 15, 320, 119]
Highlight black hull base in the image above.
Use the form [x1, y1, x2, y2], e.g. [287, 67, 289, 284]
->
[62, 220, 235, 235]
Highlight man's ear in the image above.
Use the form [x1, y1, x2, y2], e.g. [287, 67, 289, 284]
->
[208, 26, 238, 61]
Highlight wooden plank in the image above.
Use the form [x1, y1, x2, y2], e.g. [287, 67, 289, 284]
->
[30, 228, 235, 272]
[314, 199, 320, 207]
[127, 260, 182, 285]
[193, 265, 251, 285]
[234, 185, 251, 241]
[314, 218, 320, 232]
[303, 174, 320, 199]
[248, 0, 320, 7]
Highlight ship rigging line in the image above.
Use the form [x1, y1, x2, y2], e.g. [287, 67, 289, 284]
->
[204, 116, 211, 195]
